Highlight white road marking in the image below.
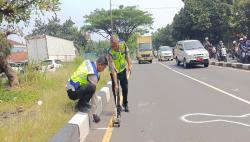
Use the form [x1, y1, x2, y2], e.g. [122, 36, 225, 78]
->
[159, 62, 250, 105]
[180, 113, 250, 127]
[94, 128, 108, 130]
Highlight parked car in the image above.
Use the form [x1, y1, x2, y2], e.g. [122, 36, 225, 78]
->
[157, 46, 173, 61]
[175, 40, 209, 68]
[41, 59, 63, 72]
[9, 62, 26, 74]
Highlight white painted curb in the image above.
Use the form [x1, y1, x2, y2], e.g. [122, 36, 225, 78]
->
[242, 64, 250, 70]
[50, 82, 111, 142]
[68, 112, 90, 142]
[96, 96, 103, 116]
[100, 87, 111, 103]
[211, 61, 250, 70]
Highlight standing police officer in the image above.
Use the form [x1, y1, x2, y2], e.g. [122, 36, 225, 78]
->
[108, 34, 132, 112]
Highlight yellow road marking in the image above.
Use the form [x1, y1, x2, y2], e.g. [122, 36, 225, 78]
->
[102, 92, 123, 142]
[102, 117, 114, 142]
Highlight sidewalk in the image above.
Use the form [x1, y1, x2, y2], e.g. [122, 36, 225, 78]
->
[210, 58, 250, 71]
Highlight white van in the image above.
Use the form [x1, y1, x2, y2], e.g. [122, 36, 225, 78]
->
[175, 40, 209, 68]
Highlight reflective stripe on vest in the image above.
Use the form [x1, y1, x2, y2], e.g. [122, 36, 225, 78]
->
[110, 41, 127, 73]
[70, 60, 99, 89]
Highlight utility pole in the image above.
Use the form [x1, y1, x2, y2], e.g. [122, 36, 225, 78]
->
[110, 0, 113, 34]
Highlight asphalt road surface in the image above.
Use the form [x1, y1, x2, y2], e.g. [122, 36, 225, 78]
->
[86, 60, 250, 142]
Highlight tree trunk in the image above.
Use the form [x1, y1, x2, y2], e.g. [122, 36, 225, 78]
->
[0, 56, 19, 87]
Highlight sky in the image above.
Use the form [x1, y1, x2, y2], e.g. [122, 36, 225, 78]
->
[11, 0, 184, 42]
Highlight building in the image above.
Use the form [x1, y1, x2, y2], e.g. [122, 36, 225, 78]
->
[7, 39, 28, 63]
[26, 35, 77, 62]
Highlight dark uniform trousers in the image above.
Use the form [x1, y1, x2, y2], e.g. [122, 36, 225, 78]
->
[110, 69, 128, 106]
[67, 83, 96, 107]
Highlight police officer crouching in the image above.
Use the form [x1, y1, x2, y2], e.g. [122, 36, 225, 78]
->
[66, 56, 108, 123]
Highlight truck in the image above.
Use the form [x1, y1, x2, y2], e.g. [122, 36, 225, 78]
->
[136, 35, 154, 64]
[26, 35, 77, 63]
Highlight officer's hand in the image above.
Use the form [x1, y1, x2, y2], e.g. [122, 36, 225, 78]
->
[128, 64, 132, 72]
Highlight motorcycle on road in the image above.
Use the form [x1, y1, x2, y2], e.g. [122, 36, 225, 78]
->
[239, 40, 250, 63]
[217, 47, 227, 62]
[208, 46, 216, 59]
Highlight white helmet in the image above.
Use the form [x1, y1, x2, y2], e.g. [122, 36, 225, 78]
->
[243, 36, 247, 40]
[233, 41, 237, 44]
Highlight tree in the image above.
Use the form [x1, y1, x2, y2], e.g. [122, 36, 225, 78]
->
[83, 6, 153, 42]
[230, 0, 250, 37]
[0, 0, 60, 87]
[155, 0, 249, 48]
[31, 16, 62, 37]
[153, 25, 176, 49]
[172, 0, 231, 44]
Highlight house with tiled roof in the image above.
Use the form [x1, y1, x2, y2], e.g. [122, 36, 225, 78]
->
[7, 39, 28, 63]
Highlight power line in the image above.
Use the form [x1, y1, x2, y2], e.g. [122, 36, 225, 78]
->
[141, 6, 183, 10]
[111, 4, 182, 10]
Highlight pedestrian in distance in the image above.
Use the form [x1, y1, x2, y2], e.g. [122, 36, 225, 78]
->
[203, 37, 212, 51]
[66, 56, 108, 123]
[108, 34, 132, 113]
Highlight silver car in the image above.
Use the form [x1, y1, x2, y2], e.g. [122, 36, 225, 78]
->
[157, 46, 173, 61]
[175, 40, 209, 68]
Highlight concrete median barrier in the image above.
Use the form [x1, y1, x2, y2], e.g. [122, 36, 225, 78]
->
[210, 60, 250, 70]
[97, 91, 107, 108]
[50, 82, 111, 142]
[95, 96, 103, 116]
[231, 63, 243, 69]
[210, 61, 215, 65]
[218, 62, 224, 66]
[68, 112, 90, 142]
[242, 64, 250, 70]
[49, 112, 89, 142]
[223, 62, 232, 67]
[100, 87, 111, 103]
[49, 124, 80, 142]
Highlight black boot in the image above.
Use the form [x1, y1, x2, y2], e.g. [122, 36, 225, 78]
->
[93, 114, 101, 123]
[75, 103, 91, 113]
[123, 104, 129, 112]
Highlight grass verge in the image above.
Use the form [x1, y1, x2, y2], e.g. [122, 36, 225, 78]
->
[0, 57, 110, 142]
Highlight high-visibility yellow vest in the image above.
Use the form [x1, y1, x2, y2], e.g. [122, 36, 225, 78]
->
[69, 60, 99, 89]
[109, 41, 127, 73]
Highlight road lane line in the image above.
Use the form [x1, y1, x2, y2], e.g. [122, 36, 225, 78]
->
[102, 92, 123, 142]
[159, 62, 250, 105]
[94, 128, 108, 130]
[102, 118, 114, 142]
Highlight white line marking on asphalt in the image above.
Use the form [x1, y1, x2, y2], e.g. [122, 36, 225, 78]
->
[159, 62, 250, 105]
[94, 128, 108, 130]
[180, 113, 250, 127]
